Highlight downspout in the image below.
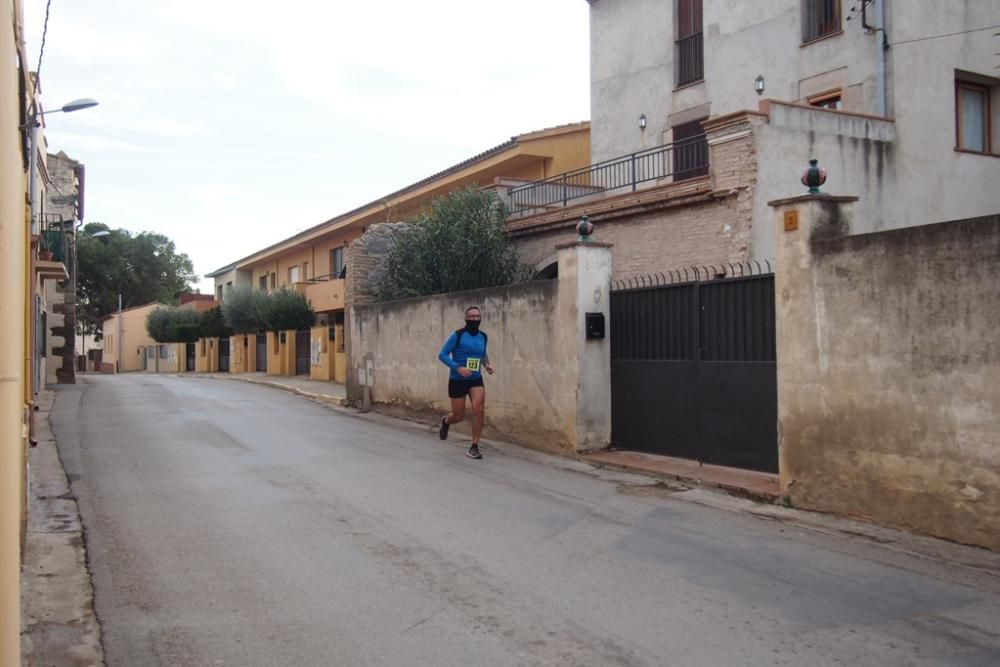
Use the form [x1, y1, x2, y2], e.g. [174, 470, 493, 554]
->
[874, 0, 888, 116]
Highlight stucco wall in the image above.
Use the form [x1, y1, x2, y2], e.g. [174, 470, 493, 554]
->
[590, 1, 1000, 261]
[774, 198, 1000, 551]
[349, 281, 582, 451]
[102, 304, 160, 372]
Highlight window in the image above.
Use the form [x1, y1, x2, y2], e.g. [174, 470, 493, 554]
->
[809, 90, 842, 110]
[270, 273, 276, 290]
[303, 261, 309, 281]
[676, 0, 703, 87]
[259, 275, 267, 290]
[803, 0, 840, 43]
[331, 247, 344, 278]
[673, 118, 709, 181]
[956, 81, 990, 153]
[225, 281, 232, 294]
[216, 285, 223, 301]
[288, 265, 300, 284]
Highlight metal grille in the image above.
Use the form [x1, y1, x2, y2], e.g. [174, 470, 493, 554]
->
[676, 32, 703, 86]
[610, 262, 777, 473]
[803, 0, 840, 42]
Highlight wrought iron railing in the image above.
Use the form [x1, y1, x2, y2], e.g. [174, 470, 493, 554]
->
[507, 135, 709, 213]
[676, 32, 703, 86]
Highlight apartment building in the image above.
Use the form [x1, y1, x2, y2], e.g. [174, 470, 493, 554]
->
[509, 0, 999, 273]
[208, 122, 591, 349]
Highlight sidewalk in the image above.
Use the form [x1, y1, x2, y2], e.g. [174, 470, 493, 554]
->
[584, 450, 781, 503]
[193, 371, 348, 406]
[21, 390, 103, 666]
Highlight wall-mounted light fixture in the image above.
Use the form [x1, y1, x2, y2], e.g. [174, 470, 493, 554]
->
[638, 114, 647, 131]
[754, 75, 765, 95]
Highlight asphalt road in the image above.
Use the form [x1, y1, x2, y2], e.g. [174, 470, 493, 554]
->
[51, 374, 1000, 667]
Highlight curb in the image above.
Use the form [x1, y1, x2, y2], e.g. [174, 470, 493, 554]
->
[180, 373, 349, 407]
[580, 455, 781, 505]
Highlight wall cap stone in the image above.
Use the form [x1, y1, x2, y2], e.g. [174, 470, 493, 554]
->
[555, 241, 614, 250]
[767, 194, 859, 208]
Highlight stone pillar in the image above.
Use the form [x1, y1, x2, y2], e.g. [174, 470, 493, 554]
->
[768, 193, 858, 498]
[556, 241, 613, 453]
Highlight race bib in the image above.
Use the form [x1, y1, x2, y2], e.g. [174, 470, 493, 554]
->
[465, 358, 481, 372]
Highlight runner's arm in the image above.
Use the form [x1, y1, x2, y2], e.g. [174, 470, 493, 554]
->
[438, 334, 460, 370]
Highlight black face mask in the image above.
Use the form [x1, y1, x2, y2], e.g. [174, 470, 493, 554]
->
[464, 319, 481, 334]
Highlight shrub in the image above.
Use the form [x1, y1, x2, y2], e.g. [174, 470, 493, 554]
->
[221, 286, 268, 333]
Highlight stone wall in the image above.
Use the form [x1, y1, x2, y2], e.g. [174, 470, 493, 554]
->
[345, 222, 409, 307]
[773, 196, 1000, 551]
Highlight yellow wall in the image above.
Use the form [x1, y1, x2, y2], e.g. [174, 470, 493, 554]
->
[308, 325, 335, 381]
[101, 303, 161, 373]
[195, 338, 219, 373]
[266, 331, 282, 376]
[230, 334, 248, 373]
[1, 0, 28, 659]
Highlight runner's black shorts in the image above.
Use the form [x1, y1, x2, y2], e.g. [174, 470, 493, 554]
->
[448, 377, 484, 398]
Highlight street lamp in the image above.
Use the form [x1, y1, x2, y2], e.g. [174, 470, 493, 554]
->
[24, 98, 98, 233]
[90, 229, 122, 373]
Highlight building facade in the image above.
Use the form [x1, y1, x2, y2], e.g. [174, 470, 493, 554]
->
[208, 122, 591, 379]
[510, 0, 999, 273]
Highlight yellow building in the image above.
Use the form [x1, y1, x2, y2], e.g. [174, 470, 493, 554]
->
[1, 0, 32, 660]
[207, 122, 590, 380]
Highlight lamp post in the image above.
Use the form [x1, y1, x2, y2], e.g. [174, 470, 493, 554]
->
[90, 229, 122, 372]
[25, 98, 98, 233]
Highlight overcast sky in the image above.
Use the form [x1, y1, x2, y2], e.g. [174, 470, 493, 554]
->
[24, 0, 590, 292]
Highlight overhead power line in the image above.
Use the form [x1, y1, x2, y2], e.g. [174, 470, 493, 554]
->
[891, 24, 1000, 47]
[33, 0, 54, 97]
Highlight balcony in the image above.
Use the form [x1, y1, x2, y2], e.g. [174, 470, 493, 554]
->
[507, 135, 709, 215]
[295, 276, 345, 313]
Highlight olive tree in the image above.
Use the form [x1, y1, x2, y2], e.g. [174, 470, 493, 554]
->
[377, 186, 529, 301]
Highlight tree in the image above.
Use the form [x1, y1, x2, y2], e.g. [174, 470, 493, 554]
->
[220, 286, 268, 333]
[145, 307, 173, 343]
[199, 306, 233, 339]
[377, 186, 529, 301]
[77, 223, 197, 336]
[259, 288, 316, 332]
[145, 306, 200, 343]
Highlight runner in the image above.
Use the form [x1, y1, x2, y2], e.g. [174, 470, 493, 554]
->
[437, 306, 494, 459]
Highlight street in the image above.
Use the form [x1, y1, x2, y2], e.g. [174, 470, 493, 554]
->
[51, 374, 1000, 667]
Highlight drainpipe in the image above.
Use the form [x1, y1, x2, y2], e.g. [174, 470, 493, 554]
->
[875, 0, 888, 117]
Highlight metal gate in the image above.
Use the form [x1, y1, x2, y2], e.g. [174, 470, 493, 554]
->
[295, 331, 310, 375]
[610, 264, 777, 473]
[256, 334, 267, 372]
[218, 338, 230, 372]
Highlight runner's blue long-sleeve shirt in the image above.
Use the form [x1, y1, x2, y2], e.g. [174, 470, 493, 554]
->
[438, 331, 488, 381]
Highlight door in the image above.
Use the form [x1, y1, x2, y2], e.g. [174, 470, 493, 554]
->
[295, 331, 310, 375]
[218, 338, 230, 372]
[185, 343, 196, 372]
[256, 334, 267, 372]
[610, 267, 777, 473]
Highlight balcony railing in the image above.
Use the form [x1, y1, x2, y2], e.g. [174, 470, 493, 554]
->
[507, 135, 709, 214]
[676, 32, 703, 87]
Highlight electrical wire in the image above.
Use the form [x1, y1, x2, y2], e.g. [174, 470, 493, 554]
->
[32, 0, 54, 97]
[891, 24, 1000, 47]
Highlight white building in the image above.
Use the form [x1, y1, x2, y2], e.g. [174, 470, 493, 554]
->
[582, 0, 999, 259]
